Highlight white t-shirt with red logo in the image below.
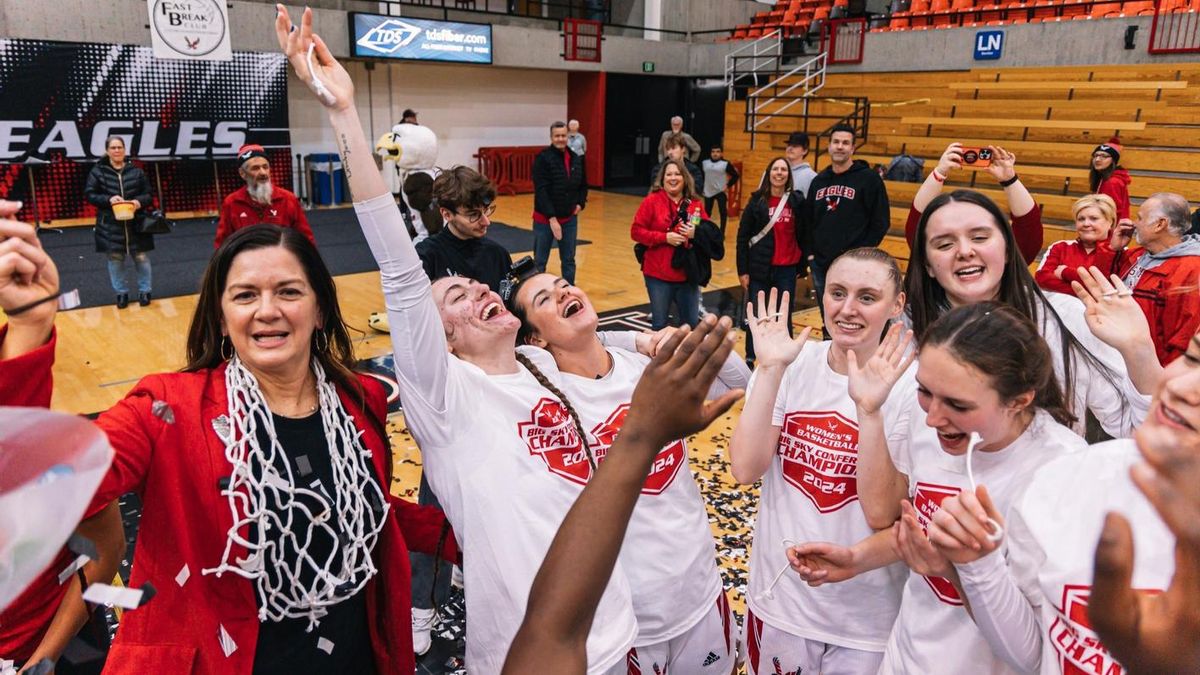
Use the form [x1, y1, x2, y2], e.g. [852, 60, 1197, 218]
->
[880, 409, 1086, 675]
[744, 340, 912, 652]
[354, 194, 637, 675]
[548, 346, 725, 645]
[957, 438, 1175, 675]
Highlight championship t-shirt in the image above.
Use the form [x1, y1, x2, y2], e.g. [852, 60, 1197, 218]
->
[880, 410, 1085, 674]
[745, 341, 912, 651]
[1007, 439, 1174, 675]
[554, 347, 724, 645]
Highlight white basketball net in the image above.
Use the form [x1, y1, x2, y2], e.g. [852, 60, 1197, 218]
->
[202, 356, 389, 630]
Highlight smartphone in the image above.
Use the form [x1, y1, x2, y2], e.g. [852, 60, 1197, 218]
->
[959, 146, 993, 169]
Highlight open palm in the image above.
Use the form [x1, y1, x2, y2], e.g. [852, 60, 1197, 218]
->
[847, 323, 915, 415]
[275, 5, 355, 111]
[745, 288, 810, 369]
[1071, 266, 1151, 352]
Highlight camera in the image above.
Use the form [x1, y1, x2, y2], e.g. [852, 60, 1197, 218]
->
[960, 146, 993, 169]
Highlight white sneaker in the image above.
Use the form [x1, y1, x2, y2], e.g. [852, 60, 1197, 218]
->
[412, 607, 435, 655]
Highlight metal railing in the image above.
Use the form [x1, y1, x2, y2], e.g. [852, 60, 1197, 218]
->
[725, 29, 782, 100]
[744, 52, 830, 147]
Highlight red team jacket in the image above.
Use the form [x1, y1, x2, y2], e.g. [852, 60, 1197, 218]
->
[1034, 239, 1119, 296]
[214, 186, 314, 248]
[0, 329, 455, 674]
[631, 190, 709, 283]
[0, 327, 67, 663]
[1116, 249, 1200, 364]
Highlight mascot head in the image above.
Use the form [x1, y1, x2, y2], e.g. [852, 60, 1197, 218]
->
[375, 123, 438, 171]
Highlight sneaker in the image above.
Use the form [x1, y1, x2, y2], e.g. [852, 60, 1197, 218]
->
[412, 607, 435, 656]
[138, 292, 152, 307]
[116, 294, 129, 309]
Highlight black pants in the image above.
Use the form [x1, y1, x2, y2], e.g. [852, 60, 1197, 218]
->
[704, 192, 729, 233]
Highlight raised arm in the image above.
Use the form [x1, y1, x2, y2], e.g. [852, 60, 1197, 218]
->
[849, 324, 915, 529]
[728, 289, 810, 484]
[276, 5, 458, 426]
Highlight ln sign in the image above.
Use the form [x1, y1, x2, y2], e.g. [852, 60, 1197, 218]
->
[974, 30, 1004, 60]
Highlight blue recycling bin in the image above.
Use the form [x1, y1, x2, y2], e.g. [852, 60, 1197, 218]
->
[308, 153, 345, 205]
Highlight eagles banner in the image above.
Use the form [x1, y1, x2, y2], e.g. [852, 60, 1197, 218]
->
[0, 38, 289, 220]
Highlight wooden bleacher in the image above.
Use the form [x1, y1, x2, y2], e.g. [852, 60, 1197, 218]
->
[723, 63, 1200, 268]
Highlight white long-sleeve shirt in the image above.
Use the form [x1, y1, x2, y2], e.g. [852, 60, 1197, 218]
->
[353, 193, 637, 675]
[955, 438, 1175, 675]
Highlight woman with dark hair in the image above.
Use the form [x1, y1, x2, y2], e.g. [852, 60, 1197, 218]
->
[785, 304, 1088, 674]
[632, 158, 710, 330]
[1090, 137, 1131, 221]
[900, 189, 1158, 443]
[736, 156, 807, 366]
[84, 135, 155, 308]
[73, 223, 457, 674]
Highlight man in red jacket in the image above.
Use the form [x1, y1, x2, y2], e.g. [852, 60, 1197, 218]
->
[1112, 192, 1200, 364]
[214, 144, 315, 248]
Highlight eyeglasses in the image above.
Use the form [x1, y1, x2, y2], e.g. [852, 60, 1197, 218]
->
[457, 203, 497, 224]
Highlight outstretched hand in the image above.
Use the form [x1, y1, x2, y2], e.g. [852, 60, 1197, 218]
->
[847, 323, 915, 415]
[1071, 266, 1152, 354]
[787, 542, 859, 587]
[624, 315, 744, 450]
[275, 4, 354, 111]
[1089, 422, 1200, 673]
[744, 288, 811, 370]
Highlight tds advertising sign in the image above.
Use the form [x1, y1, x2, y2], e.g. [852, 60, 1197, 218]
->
[349, 13, 493, 64]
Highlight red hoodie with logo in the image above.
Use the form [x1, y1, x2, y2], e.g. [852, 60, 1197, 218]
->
[1096, 168, 1131, 221]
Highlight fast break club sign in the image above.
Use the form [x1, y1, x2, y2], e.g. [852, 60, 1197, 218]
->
[147, 0, 232, 61]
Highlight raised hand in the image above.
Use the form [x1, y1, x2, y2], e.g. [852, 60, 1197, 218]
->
[744, 288, 810, 370]
[1110, 219, 1135, 251]
[624, 315, 744, 449]
[985, 145, 1017, 183]
[786, 542, 858, 587]
[1071, 266, 1152, 354]
[894, 500, 954, 579]
[847, 322, 915, 415]
[936, 142, 964, 176]
[1089, 423, 1200, 673]
[275, 5, 354, 111]
[927, 486, 1004, 565]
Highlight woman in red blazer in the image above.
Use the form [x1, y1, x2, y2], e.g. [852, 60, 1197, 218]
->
[1, 215, 455, 674]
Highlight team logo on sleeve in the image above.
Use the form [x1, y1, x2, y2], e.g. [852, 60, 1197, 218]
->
[1050, 584, 1160, 675]
[912, 482, 964, 605]
[591, 403, 685, 495]
[778, 411, 860, 513]
[518, 397, 591, 485]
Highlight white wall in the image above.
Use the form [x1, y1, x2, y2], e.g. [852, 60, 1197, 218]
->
[288, 61, 568, 169]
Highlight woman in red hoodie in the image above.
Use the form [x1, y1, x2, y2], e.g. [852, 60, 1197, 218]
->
[1090, 137, 1131, 220]
[1035, 194, 1119, 295]
[631, 159, 710, 330]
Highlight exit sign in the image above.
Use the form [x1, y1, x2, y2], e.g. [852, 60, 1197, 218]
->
[642, 61, 655, 72]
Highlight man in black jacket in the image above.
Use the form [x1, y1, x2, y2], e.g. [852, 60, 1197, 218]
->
[805, 124, 890, 333]
[416, 166, 513, 292]
[532, 121, 588, 284]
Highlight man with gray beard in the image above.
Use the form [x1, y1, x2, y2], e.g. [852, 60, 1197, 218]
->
[215, 144, 314, 247]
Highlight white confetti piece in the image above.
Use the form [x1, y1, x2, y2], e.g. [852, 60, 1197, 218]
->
[316, 637, 334, 655]
[175, 564, 191, 587]
[218, 624, 238, 657]
[82, 583, 143, 609]
[57, 553, 91, 584]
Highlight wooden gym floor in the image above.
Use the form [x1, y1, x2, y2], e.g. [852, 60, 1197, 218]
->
[38, 189, 825, 620]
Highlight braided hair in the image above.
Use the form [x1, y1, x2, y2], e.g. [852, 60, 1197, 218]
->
[514, 351, 596, 471]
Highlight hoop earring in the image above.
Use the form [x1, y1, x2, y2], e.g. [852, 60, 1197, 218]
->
[220, 336, 234, 361]
[314, 328, 329, 354]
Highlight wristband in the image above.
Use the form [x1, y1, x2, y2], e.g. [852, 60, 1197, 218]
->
[5, 291, 62, 317]
[931, 168, 946, 183]
[999, 174, 1020, 187]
